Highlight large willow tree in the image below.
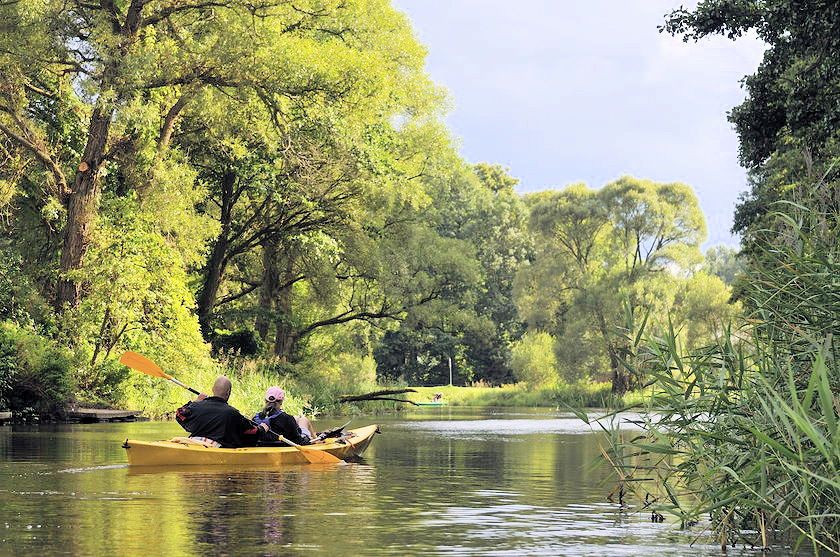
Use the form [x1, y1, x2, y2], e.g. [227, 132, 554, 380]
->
[515, 177, 732, 394]
[0, 0, 429, 309]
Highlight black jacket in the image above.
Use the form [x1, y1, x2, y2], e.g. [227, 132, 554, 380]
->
[253, 409, 310, 445]
[175, 396, 258, 448]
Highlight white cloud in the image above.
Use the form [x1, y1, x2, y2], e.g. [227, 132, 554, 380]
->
[393, 0, 767, 247]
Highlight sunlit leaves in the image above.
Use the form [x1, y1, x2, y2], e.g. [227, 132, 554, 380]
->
[517, 177, 718, 388]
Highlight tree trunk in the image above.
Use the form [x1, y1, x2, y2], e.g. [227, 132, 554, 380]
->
[273, 254, 297, 360]
[196, 172, 235, 337]
[609, 349, 629, 395]
[55, 106, 113, 308]
[594, 308, 628, 395]
[197, 235, 229, 337]
[54, 7, 145, 308]
[255, 234, 278, 341]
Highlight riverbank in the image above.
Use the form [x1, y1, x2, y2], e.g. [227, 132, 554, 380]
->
[0, 381, 641, 423]
[405, 382, 640, 408]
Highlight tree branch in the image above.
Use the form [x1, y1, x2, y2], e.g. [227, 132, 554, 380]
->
[215, 281, 261, 306]
[158, 88, 198, 151]
[100, 0, 122, 32]
[141, 0, 232, 27]
[0, 118, 69, 201]
[338, 389, 418, 403]
[124, 0, 148, 35]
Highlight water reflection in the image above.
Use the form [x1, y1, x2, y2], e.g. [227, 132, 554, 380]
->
[0, 411, 784, 556]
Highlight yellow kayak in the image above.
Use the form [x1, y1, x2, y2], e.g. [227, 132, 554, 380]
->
[123, 424, 379, 466]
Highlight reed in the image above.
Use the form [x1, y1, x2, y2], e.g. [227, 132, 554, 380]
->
[597, 184, 839, 555]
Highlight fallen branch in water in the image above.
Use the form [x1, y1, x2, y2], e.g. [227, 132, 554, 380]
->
[365, 397, 417, 405]
[338, 388, 418, 404]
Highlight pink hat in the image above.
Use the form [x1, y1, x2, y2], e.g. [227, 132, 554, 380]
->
[265, 386, 285, 403]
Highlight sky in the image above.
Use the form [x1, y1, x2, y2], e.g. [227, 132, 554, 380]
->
[392, 0, 767, 248]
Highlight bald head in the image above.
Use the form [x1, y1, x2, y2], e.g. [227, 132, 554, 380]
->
[212, 376, 232, 401]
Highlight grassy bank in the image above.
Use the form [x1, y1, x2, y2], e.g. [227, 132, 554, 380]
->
[392, 382, 641, 409]
[0, 329, 639, 420]
[120, 377, 636, 420]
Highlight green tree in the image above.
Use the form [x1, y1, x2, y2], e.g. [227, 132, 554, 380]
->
[373, 162, 530, 385]
[663, 1, 840, 240]
[0, 0, 403, 308]
[703, 245, 743, 285]
[518, 177, 708, 394]
[672, 271, 739, 350]
[511, 331, 560, 387]
[663, 1, 839, 169]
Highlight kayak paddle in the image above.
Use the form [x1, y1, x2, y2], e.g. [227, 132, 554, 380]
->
[119, 351, 343, 465]
[119, 351, 201, 395]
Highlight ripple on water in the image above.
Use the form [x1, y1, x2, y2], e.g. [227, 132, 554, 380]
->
[0, 414, 786, 556]
[394, 416, 643, 437]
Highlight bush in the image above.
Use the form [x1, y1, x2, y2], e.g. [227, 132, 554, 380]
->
[211, 329, 261, 356]
[75, 359, 130, 407]
[0, 250, 53, 328]
[0, 330, 15, 411]
[0, 321, 75, 416]
[511, 331, 560, 387]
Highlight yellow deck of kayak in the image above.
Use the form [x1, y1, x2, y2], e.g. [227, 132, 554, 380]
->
[124, 424, 379, 466]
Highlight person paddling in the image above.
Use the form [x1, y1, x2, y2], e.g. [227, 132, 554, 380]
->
[175, 376, 268, 448]
[253, 387, 318, 446]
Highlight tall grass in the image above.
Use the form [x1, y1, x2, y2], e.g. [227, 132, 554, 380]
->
[121, 350, 385, 419]
[408, 381, 619, 408]
[598, 184, 839, 554]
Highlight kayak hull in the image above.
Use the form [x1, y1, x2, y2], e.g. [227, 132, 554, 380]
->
[124, 424, 379, 466]
[415, 402, 445, 407]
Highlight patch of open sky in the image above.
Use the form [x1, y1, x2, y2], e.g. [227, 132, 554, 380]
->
[393, 0, 766, 249]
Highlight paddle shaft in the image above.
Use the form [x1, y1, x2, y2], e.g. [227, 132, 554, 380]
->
[168, 377, 201, 396]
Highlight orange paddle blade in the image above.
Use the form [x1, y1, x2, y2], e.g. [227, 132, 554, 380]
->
[119, 351, 172, 380]
[274, 434, 344, 464]
[298, 447, 344, 465]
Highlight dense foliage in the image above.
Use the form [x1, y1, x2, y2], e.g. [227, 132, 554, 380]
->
[0, 0, 739, 419]
[515, 178, 735, 394]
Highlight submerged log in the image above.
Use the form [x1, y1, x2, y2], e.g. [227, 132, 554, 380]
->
[338, 389, 418, 405]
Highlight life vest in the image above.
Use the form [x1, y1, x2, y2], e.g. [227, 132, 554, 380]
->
[253, 408, 285, 426]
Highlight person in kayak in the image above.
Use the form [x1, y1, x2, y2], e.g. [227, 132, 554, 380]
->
[175, 376, 268, 448]
[252, 386, 317, 445]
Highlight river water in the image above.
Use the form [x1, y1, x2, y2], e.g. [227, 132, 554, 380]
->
[0, 408, 770, 556]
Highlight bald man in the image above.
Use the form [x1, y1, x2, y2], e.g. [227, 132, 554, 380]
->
[174, 375, 267, 448]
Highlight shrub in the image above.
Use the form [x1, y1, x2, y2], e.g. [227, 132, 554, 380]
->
[211, 329, 261, 356]
[0, 250, 53, 328]
[75, 359, 130, 407]
[0, 321, 74, 416]
[511, 331, 560, 387]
